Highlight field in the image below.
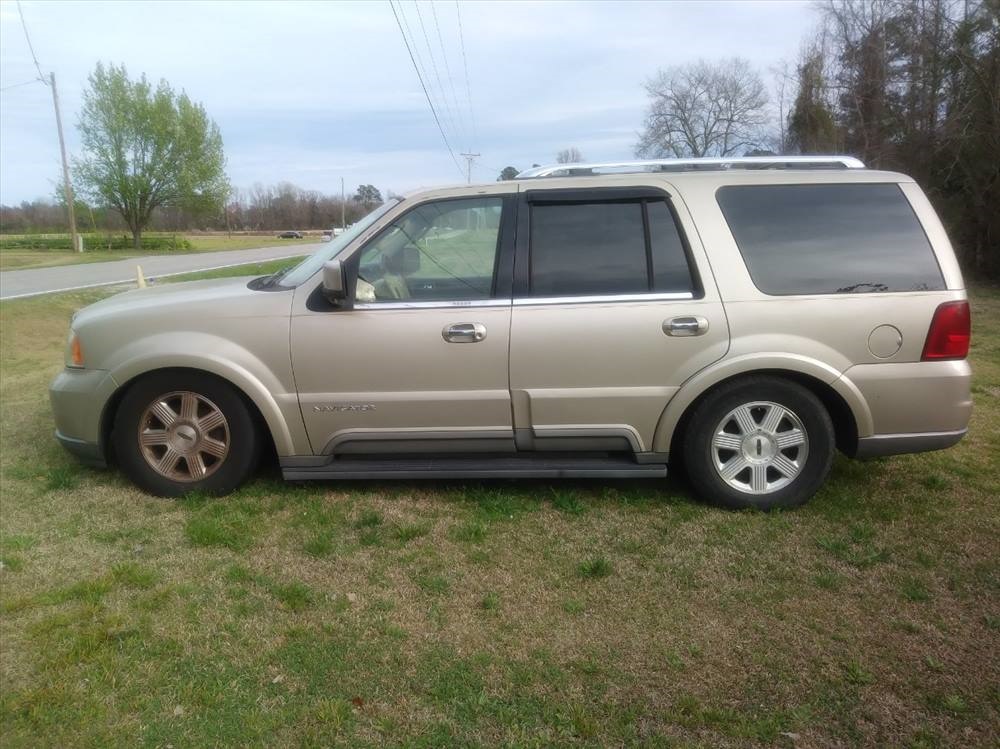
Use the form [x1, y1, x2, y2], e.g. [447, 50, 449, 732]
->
[0, 233, 316, 271]
[0, 280, 997, 747]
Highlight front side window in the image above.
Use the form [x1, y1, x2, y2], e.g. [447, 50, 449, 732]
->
[528, 199, 695, 297]
[716, 183, 945, 295]
[356, 197, 503, 302]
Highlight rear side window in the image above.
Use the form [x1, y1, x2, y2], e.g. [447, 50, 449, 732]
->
[716, 184, 944, 295]
[528, 199, 695, 297]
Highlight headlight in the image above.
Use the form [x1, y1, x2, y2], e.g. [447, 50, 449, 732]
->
[66, 331, 84, 368]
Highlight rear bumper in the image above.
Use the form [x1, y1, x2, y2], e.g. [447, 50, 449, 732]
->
[842, 359, 972, 436]
[854, 428, 967, 459]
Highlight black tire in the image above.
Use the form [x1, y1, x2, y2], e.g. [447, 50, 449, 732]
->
[113, 371, 261, 497]
[682, 376, 835, 510]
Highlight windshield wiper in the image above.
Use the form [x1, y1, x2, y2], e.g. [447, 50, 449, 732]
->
[261, 265, 293, 288]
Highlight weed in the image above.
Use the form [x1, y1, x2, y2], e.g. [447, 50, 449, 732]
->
[450, 520, 487, 543]
[900, 576, 932, 603]
[110, 562, 159, 589]
[354, 509, 383, 529]
[578, 556, 613, 579]
[303, 532, 334, 557]
[393, 522, 430, 543]
[480, 592, 500, 611]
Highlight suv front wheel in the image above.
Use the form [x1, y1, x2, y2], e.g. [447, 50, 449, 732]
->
[683, 376, 835, 510]
[113, 371, 261, 497]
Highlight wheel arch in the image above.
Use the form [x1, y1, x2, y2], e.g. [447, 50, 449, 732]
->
[100, 363, 296, 463]
[653, 355, 872, 457]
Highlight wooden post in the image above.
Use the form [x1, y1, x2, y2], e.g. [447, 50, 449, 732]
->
[50, 72, 81, 252]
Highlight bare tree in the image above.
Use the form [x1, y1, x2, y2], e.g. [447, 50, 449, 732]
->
[555, 147, 584, 163]
[636, 58, 769, 158]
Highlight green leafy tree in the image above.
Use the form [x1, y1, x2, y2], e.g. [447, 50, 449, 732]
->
[74, 62, 228, 248]
[354, 184, 383, 208]
[497, 166, 520, 181]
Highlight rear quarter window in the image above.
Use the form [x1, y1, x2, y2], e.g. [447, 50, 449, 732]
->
[716, 183, 945, 295]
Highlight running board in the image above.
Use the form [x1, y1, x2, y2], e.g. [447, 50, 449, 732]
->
[282, 455, 667, 481]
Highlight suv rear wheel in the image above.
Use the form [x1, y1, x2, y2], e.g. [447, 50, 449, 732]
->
[113, 371, 261, 497]
[682, 376, 835, 510]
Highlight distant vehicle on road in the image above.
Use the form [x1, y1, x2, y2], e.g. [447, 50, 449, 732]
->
[277, 231, 303, 239]
[321, 228, 350, 242]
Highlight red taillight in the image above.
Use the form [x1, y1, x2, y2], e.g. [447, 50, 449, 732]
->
[921, 300, 971, 360]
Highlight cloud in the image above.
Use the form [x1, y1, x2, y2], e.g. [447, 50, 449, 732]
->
[1, 0, 815, 202]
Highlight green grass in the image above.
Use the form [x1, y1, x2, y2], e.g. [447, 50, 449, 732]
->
[0, 233, 315, 271]
[578, 555, 614, 579]
[0, 286, 998, 746]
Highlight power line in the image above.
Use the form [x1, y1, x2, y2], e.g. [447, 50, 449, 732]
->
[412, 1, 465, 157]
[16, 0, 48, 85]
[389, 0, 464, 177]
[454, 1, 477, 147]
[395, 4, 450, 150]
[13, 0, 80, 252]
[430, 0, 469, 151]
[0, 78, 42, 93]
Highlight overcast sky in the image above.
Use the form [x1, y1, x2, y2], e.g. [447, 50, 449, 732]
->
[0, 0, 816, 204]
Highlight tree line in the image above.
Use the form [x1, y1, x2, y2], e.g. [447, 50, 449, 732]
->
[0, 182, 385, 236]
[500, 1, 998, 279]
[2, 2, 996, 278]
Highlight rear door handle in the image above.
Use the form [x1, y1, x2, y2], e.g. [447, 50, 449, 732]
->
[664, 316, 709, 337]
[443, 322, 487, 343]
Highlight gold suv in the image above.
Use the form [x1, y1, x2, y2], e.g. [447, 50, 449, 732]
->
[50, 156, 972, 509]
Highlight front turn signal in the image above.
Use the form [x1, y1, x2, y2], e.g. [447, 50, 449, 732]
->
[68, 332, 84, 368]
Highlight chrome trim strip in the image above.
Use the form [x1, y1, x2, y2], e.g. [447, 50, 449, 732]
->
[323, 427, 515, 454]
[352, 292, 694, 309]
[354, 299, 511, 310]
[533, 425, 645, 452]
[513, 292, 694, 306]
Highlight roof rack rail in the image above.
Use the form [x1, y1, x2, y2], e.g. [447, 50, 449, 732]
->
[516, 155, 866, 178]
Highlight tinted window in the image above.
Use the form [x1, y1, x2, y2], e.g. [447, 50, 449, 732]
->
[357, 197, 502, 302]
[717, 184, 944, 295]
[530, 202, 648, 296]
[647, 201, 695, 293]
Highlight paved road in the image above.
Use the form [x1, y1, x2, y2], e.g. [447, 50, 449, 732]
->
[0, 243, 321, 300]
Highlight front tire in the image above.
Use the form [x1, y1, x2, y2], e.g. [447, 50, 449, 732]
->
[682, 376, 835, 510]
[113, 371, 261, 497]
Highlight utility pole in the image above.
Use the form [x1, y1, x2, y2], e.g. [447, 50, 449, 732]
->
[340, 177, 346, 231]
[460, 152, 480, 184]
[50, 72, 81, 252]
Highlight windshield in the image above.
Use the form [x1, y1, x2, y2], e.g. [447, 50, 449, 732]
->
[275, 199, 401, 287]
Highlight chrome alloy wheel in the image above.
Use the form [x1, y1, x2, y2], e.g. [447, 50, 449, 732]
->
[137, 391, 230, 482]
[711, 401, 809, 495]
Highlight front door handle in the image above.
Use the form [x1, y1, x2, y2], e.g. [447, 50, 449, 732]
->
[443, 322, 487, 343]
[664, 316, 709, 337]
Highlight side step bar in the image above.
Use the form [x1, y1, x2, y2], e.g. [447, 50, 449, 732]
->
[282, 455, 667, 481]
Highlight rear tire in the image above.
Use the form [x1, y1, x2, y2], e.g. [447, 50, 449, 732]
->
[113, 371, 260, 497]
[682, 376, 834, 510]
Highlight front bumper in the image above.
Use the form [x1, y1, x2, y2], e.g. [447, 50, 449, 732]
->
[49, 367, 118, 467]
[55, 430, 107, 468]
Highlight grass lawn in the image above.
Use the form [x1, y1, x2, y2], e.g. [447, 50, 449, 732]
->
[0, 235, 315, 272]
[0, 283, 997, 747]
